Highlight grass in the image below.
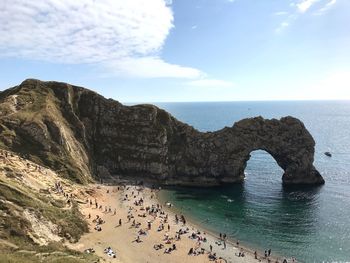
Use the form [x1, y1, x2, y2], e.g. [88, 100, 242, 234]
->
[0, 249, 98, 263]
[0, 86, 91, 184]
[0, 80, 98, 262]
[0, 180, 88, 243]
[0, 178, 90, 262]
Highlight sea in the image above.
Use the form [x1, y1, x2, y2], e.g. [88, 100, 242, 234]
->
[151, 101, 350, 263]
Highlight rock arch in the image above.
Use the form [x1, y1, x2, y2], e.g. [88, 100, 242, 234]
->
[0, 79, 325, 186]
[173, 116, 325, 186]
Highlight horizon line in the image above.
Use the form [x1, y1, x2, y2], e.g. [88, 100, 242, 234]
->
[122, 99, 350, 104]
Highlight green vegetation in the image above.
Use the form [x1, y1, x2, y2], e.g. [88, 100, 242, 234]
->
[0, 80, 91, 184]
[0, 247, 98, 263]
[0, 174, 93, 262]
[0, 80, 99, 262]
[0, 179, 88, 243]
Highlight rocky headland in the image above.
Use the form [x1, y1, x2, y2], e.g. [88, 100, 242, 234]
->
[0, 79, 324, 186]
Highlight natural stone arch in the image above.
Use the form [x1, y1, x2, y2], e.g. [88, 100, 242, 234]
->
[174, 116, 325, 186]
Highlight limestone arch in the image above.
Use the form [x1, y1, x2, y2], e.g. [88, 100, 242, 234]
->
[200, 116, 325, 185]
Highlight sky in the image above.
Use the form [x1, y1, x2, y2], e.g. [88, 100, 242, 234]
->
[0, 0, 349, 102]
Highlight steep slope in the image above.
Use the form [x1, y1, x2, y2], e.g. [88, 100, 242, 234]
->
[0, 80, 91, 183]
[0, 149, 97, 262]
[0, 79, 324, 185]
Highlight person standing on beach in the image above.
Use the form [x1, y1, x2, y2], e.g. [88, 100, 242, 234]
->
[181, 215, 186, 225]
[119, 219, 122, 226]
[210, 244, 213, 252]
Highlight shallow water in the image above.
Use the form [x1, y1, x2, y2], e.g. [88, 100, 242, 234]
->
[154, 101, 350, 262]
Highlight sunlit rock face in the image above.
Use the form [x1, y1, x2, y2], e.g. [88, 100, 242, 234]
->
[0, 79, 324, 186]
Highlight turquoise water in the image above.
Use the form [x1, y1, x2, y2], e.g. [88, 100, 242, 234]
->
[154, 101, 350, 262]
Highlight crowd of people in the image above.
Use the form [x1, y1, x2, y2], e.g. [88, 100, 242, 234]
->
[0, 149, 298, 263]
[81, 184, 296, 263]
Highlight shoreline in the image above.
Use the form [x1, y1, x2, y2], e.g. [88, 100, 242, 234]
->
[69, 183, 294, 263]
[156, 189, 287, 263]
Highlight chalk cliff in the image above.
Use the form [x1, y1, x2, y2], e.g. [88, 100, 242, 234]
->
[0, 79, 324, 185]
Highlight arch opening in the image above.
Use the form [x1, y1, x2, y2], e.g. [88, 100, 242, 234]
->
[244, 150, 284, 185]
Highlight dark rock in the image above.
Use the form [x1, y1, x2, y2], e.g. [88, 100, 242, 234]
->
[0, 79, 324, 186]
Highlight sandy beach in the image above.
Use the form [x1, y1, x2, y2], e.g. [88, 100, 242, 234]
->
[69, 184, 290, 263]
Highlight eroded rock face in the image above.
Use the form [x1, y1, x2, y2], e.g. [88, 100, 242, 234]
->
[0, 79, 324, 186]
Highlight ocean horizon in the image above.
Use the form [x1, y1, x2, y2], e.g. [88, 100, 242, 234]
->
[126, 99, 350, 105]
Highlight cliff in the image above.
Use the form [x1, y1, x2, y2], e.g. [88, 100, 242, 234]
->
[0, 79, 324, 186]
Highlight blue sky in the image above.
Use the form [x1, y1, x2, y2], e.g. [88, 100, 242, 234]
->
[0, 0, 349, 102]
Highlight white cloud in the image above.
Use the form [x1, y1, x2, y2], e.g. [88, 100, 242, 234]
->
[107, 57, 203, 79]
[281, 22, 290, 27]
[191, 25, 198, 30]
[275, 0, 337, 33]
[188, 79, 234, 88]
[296, 0, 320, 13]
[0, 0, 202, 78]
[275, 21, 291, 33]
[315, 0, 337, 15]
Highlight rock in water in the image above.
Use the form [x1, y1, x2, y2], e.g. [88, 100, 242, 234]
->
[324, 152, 332, 157]
[0, 79, 325, 186]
